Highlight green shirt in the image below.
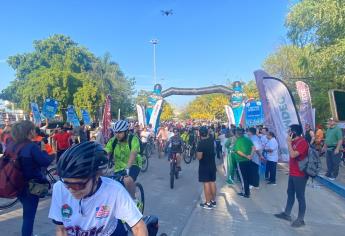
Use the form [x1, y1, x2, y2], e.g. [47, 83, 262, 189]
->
[325, 126, 343, 147]
[105, 136, 142, 172]
[233, 136, 253, 162]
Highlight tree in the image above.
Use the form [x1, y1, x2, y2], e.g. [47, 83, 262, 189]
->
[243, 80, 260, 100]
[160, 102, 174, 121]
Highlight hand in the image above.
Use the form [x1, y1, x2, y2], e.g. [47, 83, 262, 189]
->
[287, 135, 292, 143]
[125, 168, 130, 176]
[334, 149, 339, 155]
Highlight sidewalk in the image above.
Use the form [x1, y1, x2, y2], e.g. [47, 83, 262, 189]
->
[181, 164, 345, 236]
[319, 154, 345, 186]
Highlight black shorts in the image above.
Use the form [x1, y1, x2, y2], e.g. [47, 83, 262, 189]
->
[198, 168, 216, 182]
[128, 165, 141, 182]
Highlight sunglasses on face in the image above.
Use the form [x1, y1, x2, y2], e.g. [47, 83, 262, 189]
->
[61, 178, 91, 191]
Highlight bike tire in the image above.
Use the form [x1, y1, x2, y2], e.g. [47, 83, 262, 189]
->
[183, 151, 192, 164]
[135, 182, 145, 214]
[170, 162, 175, 189]
[46, 167, 59, 185]
[0, 197, 18, 210]
[141, 155, 149, 173]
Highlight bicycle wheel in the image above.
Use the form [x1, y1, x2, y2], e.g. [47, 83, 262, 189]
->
[46, 167, 59, 185]
[183, 149, 192, 164]
[0, 197, 18, 210]
[170, 162, 175, 189]
[135, 182, 145, 214]
[141, 155, 149, 173]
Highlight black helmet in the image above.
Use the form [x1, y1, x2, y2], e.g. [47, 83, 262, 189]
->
[199, 126, 208, 137]
[57, 141, 108, 178]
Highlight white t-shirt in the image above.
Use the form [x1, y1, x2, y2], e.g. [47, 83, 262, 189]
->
[265, 138, 279, 162]
[140, 131, 150, 143]
[260, 134, 268, 148]
[250, 135, 262, 165]
[49, 177, 142, 236]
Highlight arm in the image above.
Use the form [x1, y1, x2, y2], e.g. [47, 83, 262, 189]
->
[335, 138, 343, 154]
[287, 141, 300, 158]
[196, 151, 203, 160]
[31, 144, 54, 167]
[55, 225, 67, 236]
[236, 150, 252, 160]
[127, 137, 140, 168]
[127, 151, 137, 167]
[310, 131, 315, 145]
[131, 219, 148, 236]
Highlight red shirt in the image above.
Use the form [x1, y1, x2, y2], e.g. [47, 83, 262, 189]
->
[53, 132, 71, 150]
[289, 137, 309, 177]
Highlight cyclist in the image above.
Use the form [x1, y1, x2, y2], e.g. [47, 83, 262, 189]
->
[157, 125, 169, 154]
[105, 120, 142, 199]
[167, 128, 183, 171]
[49, 141, 148, 236]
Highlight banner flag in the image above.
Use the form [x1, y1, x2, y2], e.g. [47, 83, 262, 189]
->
[262, 76, 301, 161]
[296, 81, 314, 131]
[231, 81, 246, 127]
[66, 105, 80, 127]
[245, 100, 264, 127]
[102, 95, 112, 142]
[31, 103, 41, 126]
[224, 105, 235, 127]
[149, 99, 163, 131]
[81, 109, 92, 125]
[136, 104, 146, 127]
[42, 98, 58, 119]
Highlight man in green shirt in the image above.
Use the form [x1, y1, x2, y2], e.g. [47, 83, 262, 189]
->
[105, 120, 142, 198]
[322, 117, 343, 180]
[233, 128, 254, 198]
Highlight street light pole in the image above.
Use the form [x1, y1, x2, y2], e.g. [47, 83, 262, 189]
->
[150, 39, 158, 85]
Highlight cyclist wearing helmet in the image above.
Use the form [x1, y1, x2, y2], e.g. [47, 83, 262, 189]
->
[105, 120, 142, 198]
[167, 128, 183, 171]
[49, 141, 148, 236]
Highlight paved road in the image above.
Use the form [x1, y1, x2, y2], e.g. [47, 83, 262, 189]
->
[0, 153, 202, 236]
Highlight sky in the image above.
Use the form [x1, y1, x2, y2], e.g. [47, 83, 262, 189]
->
[0, 0, 291, 108]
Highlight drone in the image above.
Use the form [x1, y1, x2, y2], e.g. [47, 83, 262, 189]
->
[161, 9, 173, 16]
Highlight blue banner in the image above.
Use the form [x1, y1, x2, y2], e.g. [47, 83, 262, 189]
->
[66, 105, 80, 127]
[231, 81, 246, 127]
[30, 103, 41, 125]
[81, 109, 91, 125]
[42, 98, 59, 119]
[245, 100, 264, 127]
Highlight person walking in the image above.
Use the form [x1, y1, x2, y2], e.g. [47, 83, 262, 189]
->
[233, 128, 254, 198]
[197, 126, 217, 209]
[275, 124, 309, 228]
[304, 123, 315, 146]
[8, 120, 54, 236]
[322, 117, 343, 180]
[52, 126, 72, 161]
[264, 132, 279, 185]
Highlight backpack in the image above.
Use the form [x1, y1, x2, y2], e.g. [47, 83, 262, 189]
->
[110, 134, 143, 156]
[0, 142, 28, 198]
[298, 145, 321, 177]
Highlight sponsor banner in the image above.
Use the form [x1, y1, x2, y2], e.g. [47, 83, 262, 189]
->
[296, 81, 314, 131]
[66, 105, 80, 127]
[102, 95, 112, 141]
[31, 103, 41, 126]
[262, 77, 301, 162]
[149, 99, 163, 131]
[231, 81, 246, 127]
[224, 105, 235, 127]
[245, 100, 264, 127]
[81, 109, 91, 125]
[136, 105, 146, 127]
[42, 98, 58, 119]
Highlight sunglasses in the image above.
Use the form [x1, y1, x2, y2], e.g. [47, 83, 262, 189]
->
[61, 178, 91, 191]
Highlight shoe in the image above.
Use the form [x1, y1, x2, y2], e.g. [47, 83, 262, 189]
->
[200, 202, 213, 210]
[267, 181, 277, 185]
[210, 200, 216, 206]
[237, 192, 250, 198]
[328, 177, 335, 181]
[291, 219, 305, 228]
[249, 185, 253, 190]
[274, 212, 292, 222]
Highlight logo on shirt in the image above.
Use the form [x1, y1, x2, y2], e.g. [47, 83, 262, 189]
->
[61, 204, 73, 219]
[95, 205, 110, 219]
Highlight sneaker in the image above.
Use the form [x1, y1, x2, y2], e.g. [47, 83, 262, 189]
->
[274, 212, 292, 222]
[291, 219, 305, 228]
[200, 202, 213, 210]
[328, 177, 335, 181]
[267, 181, 277, 185]
[237, 192, 250, 198]
[210, 200, 216, 206]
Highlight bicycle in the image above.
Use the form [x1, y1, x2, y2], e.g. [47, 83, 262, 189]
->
[145, 137, 155, 158]
[157, 139, 167, 158]
[141, 153, 149, 173]
[107, 169, 145, 214]
[183, 143, 196, 164]
[169, 152, 180, 189]
[0, 166, 58, 210]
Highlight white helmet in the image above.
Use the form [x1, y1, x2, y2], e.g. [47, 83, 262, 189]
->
[112, 120, 129, 133]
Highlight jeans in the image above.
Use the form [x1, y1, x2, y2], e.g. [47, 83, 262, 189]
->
[326, 149, 342, 178]
[265, 160, 277, 183]
[284, 176, 308, 220]
[18, 189, 39, 236]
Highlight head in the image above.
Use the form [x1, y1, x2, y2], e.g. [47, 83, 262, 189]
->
[57, 141, 108, 199]
[289, 124, 303, 140]
[11, 120, 36, 142]
[235, 128, 245, 137]
[173, 128, 179, 136]
[261, 127, 268, 135]
[267, 131, 276, 140]
[199, 126, 208, 138]
[316, 124, 323, 130]
[113, 120, 129, 142]
[247, 127, 257, 137]
[305, 123, 311, 130]
[328, 117, 337, 128]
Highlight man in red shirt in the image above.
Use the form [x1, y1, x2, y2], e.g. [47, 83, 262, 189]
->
[275, 124, 309, 228]
[52, 127, 72, 161]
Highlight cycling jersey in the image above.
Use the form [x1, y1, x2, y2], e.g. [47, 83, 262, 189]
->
[169, 136, 183, 153]
[49, 177, 142, 235]
[105, 136, 142, 173]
